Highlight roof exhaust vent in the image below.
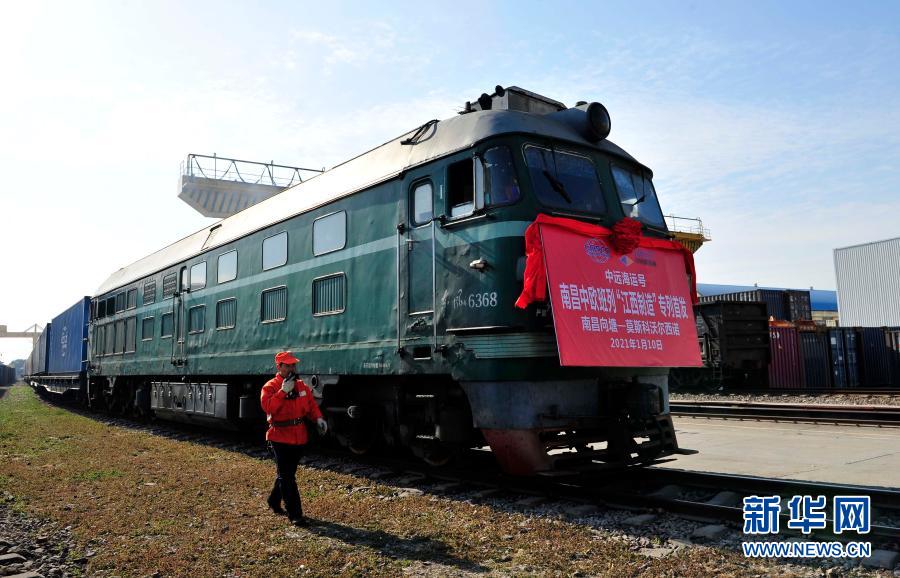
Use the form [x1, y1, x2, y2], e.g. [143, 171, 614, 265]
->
[463, 86, 565, 115]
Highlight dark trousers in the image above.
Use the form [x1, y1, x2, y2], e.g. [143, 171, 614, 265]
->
[268, 441, 305, 519]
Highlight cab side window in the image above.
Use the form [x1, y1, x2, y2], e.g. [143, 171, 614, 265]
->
[411, 182, 433, 226]
[482, 146, 521, 207]
[447, 158, 475, 218]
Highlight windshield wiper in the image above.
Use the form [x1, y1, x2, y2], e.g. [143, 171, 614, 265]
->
[542, 169, 572, 204]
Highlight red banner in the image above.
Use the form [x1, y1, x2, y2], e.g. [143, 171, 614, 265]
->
[523, 216, 702, 367]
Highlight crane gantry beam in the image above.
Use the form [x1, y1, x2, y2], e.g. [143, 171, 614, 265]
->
[0, 324, 43, 342]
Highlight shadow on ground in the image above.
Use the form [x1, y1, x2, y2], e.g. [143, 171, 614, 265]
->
[305, 519, 488, 573]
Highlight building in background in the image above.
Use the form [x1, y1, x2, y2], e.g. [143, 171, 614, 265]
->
[834, 237, 900, 327]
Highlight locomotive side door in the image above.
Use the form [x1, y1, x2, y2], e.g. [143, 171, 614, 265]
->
[175, 266, 188, 364]
[400, 178, 437, 358]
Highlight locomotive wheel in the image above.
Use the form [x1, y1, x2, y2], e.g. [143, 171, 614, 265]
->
[421, 446, 452, 467]
[348, 437, 374, 455]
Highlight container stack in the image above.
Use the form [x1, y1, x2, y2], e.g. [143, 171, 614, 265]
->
[682, 287, 900, 389]
[699, 288, 813, 322]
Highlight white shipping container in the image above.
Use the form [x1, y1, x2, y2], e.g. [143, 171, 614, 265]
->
[834, 236, 900, 326]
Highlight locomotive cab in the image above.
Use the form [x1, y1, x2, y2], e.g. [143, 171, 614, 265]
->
[418, 88, 684, 475]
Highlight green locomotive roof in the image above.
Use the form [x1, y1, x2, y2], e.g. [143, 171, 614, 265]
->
[96, 107, 644, 296]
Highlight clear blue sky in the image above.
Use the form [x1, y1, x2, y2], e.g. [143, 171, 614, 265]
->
[2, 0, 899, 362]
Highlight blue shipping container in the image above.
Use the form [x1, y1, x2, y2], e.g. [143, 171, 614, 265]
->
[828, 329, 848, 388]
[798, 331, 831, 388]
[843, 329, 860, 387]
[48, 297, 91, 374]
[859, 327, 892, 386]
[34, 324, 51, 375]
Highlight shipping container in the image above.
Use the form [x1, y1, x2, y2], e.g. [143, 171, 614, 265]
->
[695, 301, 769, 368]
[0, 364, 15, 386]
[47, 297, 91, 375]
[886, 329, 900, 386]
[768, 325, 804, 388]
[783, 290, 812, 321]
[858, 327, 892, 386]
[835, 237, 900, 326]
[828, 328, 861, 388]
[33, 324, 51, 375]
[798, 330, 831, 388]
[700, 289, 786, 320]
[843, 329, 860, 387]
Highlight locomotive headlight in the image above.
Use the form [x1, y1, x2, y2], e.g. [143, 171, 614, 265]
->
[551, 101, 612, 142]
[584, 102, 611, 141]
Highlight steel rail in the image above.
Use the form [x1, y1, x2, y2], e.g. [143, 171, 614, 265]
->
[571, 468, 900, 544]
[674, 388, 900, 396]
[670, 400, 900, 426]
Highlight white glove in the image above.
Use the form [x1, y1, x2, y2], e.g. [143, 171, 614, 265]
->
[317, 418, 328, 435]
[281, 379, 295, 394]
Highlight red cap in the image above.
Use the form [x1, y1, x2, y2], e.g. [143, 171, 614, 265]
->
[275, 351, 299, 365]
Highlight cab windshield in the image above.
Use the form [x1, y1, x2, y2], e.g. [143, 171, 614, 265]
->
[523, 145, 606, 215]
[611, 165, 666, 227]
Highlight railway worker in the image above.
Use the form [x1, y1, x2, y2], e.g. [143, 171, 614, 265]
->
[260, 351, 328, 527]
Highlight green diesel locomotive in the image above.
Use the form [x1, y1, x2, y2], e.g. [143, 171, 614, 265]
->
[87, 86, 681, 475]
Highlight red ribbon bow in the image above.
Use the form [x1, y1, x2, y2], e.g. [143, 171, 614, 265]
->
[514, 214, 698, 309]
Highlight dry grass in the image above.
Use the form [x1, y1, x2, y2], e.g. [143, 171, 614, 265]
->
[0, 385, 818, 577]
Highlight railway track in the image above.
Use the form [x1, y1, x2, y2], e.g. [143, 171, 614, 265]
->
[583, 468, 900, 547]
[674, 387, 900, 396]
[33, 389, 900, 554]
[670, 399, 900, 426]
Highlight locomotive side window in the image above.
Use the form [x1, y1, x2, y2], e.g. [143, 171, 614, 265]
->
[126, 289, 137, 310]
[482, 146, 521, 206]
[411, 182, 432, 225]
[447, 158, 475, 217]
[125, 317, 137, 353]
[524, 145, 606, 214]
[312, 273, 345, 316]
[160, 313, 174, 338]
[141, 316, 154, 341]
[162, 273, 177, 300]
[217, 251, 237, 284]
[104, 323, 115, 355]
[611, 166, 666, 227]
[262, 232, 288, 271]
[188, 305, 206, 334]
[261, 286, 287, 323]
[115, 292, 125, 313]
[313, 212, 346, 256]
[97, 300, 107, 319]
[216, 298, 237, 330]
[115, 319, 126, 353]
[105, 296, 115, 316]
[143, 280, 156, 305]
[190, 261, 207, 292]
